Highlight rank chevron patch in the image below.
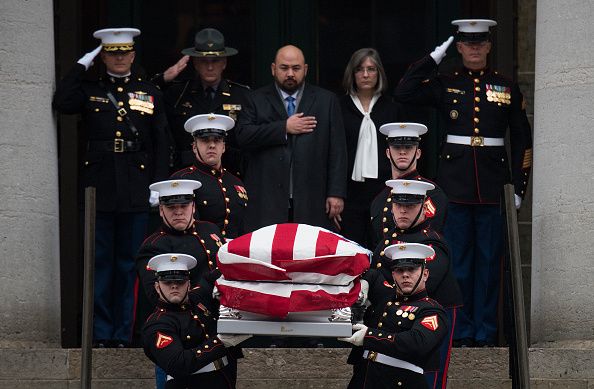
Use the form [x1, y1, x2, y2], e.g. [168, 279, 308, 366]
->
[420, 315, 439, 331]
[156, 332, 173, 349]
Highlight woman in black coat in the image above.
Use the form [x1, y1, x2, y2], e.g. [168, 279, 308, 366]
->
[339, 48, 402, 248]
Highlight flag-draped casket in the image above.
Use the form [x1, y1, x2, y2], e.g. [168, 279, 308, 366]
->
[215, 223, 371, 318]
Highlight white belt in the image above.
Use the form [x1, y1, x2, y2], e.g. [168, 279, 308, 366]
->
[446, 134, 504, 147]
[362, 350, 424, 374]
[166, 356, 229, 381]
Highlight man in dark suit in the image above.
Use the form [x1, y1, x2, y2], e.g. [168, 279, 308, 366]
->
[236, 45, 347, 232]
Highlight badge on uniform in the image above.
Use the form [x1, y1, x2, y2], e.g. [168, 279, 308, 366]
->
[420, 315, 439, 331]
[446, 88, 465, 95]
[155, 332, 174, 349]
[397, 305, 418, 320]
[89, 96, 109, 103]
[128, 92, 155, 114]
[234, 185, 248, 200]
[211, 233, 223, 247]
[182, 101, 193, 109]
[223, 104, 241, 121]
[486, 84, 511, 105]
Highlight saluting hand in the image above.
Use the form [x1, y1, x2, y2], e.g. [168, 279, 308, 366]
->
[286, 113, 317, 134]
[163, 55, 190, 82]
[429, 36, 454, 65]
[77, 45, 103, 70]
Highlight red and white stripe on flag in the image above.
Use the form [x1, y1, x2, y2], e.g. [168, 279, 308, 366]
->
[216, 277, 362, 318]
[217, 223, 371, 285]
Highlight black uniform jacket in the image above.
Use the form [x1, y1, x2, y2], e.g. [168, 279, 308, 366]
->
[170, 160, 247, 239]
[236, 83, 347, 232]
[394, 56, 533, 204]
[369, 170, 448, 250]
[136, 220, 224, 306]
[348, 269, 447, 385]
[371, 219, 463, 308]
[339, 94, 401, 206]
[162, 78, 251, 175]
[53, 64, 170, 212]
[142, 289, 235, 388]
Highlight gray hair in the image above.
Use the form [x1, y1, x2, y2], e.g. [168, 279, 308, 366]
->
[342, 48, 388, 95]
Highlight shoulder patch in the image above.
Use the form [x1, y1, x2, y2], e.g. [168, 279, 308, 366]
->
[420, 315, 439, 331]
[155, 332, 173, 349]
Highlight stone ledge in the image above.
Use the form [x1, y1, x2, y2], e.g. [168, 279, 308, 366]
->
[0, 347, 593, 384]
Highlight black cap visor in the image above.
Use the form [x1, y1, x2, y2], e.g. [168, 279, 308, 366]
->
[388, 136, 420, 146]
[160, 194, 194, 205]
[389, 258, 424, 269]
[391, 193, 425, 204]
[457, 31, 490, 43]
[192, 129, 226, 139]
[157, 270, 190, 281]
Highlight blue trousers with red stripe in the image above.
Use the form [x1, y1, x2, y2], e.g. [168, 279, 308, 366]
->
[94, 211, 148, 343]
[424, 306, 456, 389]
[444, 203, 502, 344]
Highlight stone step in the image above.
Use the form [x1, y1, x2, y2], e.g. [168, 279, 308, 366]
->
[0, 347, 592, 388]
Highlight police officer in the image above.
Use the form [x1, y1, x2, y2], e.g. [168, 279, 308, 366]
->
[137, 179, 224, 306]
[341, 243, 448, 389]
[142, 253, 250, 388]
[394, 19, 533, 347]
[170, 114, 247, 239]
[370, 122, 448, 250]
[154, 28, 251, 175]
[371, 179, 462, 389]
[53, 28, 170, 347]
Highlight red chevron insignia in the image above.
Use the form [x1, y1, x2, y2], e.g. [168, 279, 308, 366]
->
[420, 315, 439, 331]
[424, 198, 436, 218]
[156, 332, 173, 349]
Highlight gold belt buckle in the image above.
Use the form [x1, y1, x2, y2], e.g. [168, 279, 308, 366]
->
[212, 358, 224, 370]
[114, 138, 124, 153]
[367, 351, 377, 362]
[117, 108, 127, 117]
[471, 136, 484, 146]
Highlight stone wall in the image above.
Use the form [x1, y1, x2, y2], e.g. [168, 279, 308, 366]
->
[0, 0, 61, 346]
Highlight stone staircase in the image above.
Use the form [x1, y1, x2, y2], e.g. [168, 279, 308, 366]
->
[1, 346, 592, 388]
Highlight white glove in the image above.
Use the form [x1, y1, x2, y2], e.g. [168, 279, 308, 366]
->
[77, 45, 103, 70]
[514, 194, 522, 210]
[429, 36, 454, 65]
[357, 279, 369, 305]
[149, 191, 160, 207]
[212, 285, 220, 300]
[338, 323, 367, 346]
[217, 334, 252, 347]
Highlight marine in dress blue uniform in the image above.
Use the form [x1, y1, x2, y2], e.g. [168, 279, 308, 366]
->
[142, 253, 248, 389]
[53, 28, 171, 347]
[370, 123, 448, 251]
[370, 179, 462, 389]
[170, 114, 247, 239]
[342, 243, 448, 389]
[393, 20, 533, 347]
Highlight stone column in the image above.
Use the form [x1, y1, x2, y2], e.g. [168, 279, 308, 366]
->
[531, 0, 594, 343]
[0, 1, 61, 346]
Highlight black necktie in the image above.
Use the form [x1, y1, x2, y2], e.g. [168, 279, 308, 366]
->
[205, 87, 215, 101]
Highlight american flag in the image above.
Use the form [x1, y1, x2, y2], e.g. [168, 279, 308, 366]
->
[215, 224, 371, 317]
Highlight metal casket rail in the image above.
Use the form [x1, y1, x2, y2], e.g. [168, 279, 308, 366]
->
[217, 306, 353, 337]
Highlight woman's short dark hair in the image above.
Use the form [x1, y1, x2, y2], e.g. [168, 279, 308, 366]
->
[342, 48, 388, 95]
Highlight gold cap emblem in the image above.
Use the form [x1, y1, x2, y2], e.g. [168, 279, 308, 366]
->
[208, 113, 216, 121]
[170, 256, 177, 262]
[399, 124, 407, 128]
[399, 245, 406, 250]
[171, 181, 179, 187]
